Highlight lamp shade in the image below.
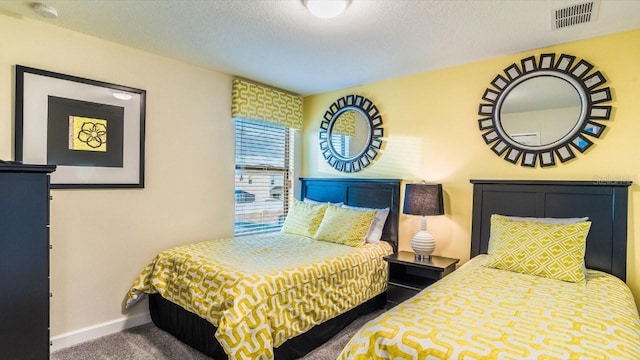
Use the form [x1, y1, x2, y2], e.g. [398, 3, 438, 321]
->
[403, 183, 444, 216]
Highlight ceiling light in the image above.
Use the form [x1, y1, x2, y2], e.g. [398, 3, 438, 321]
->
[112, 92, 132, 100]
[303, 0, 351, 19]
[30, 2, 59, 19]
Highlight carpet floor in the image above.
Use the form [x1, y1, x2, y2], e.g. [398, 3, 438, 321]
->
[50, 310, 383, 360]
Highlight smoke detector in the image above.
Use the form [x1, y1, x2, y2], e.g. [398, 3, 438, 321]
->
[30, 2, 59, 19]
[551, 0, 600, 30]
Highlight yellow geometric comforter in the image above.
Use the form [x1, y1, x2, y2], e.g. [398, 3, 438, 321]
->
[339, 255, 640, 359]
[124, 232, 392, 359]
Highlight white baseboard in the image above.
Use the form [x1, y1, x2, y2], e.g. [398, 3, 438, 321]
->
[50, 312, 152, 352]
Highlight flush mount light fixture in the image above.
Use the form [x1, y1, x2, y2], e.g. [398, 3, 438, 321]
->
[30, 2, 59, 19]
[112, 92, 133, 100]
[303, 0, 351, 19]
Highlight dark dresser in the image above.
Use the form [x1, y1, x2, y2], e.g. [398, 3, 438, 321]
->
[0, 163, 56, 359]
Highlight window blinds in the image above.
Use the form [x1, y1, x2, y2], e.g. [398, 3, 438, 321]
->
[234, 118, 294, 235]
[232, 79, 301, 235]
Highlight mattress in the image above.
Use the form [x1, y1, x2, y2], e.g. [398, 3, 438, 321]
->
[125, 232, 393, 359]
[339, 255, 640, 359]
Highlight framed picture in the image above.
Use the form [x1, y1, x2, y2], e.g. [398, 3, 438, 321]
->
[15, 65, 146, 189]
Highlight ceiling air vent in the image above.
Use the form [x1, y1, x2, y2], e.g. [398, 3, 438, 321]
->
[552, 0, 600, 30]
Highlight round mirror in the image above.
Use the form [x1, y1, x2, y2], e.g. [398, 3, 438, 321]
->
[319, 95, 384, 173]
[478, 53, 612, 167]
[498, 74, 584, 148]
[329, 109, 370, 159]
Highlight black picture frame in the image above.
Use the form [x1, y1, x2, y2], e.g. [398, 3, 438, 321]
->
[15, 65, 146, 188]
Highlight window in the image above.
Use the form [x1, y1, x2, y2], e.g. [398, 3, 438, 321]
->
[234, 118, 294, 235]
[331, 132, 350, 157]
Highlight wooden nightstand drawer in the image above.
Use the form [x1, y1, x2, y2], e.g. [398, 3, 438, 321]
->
[383, 251, 459, 309]
[388, 262, 440, 290]
[386, 284, 419, 308]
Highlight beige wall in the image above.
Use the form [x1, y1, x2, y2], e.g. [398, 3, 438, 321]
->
[0, 15, 236, 336]
[302, 29, 640, 307]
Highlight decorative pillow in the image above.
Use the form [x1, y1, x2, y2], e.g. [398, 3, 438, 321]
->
[484, 214, 591, 283]
[280, 199, 328, 238]
[314, 205, 377, 247]
[501, 215, 589, 224]
[342, 205, 390, 244]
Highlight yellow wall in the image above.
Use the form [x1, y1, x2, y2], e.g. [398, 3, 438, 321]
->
[0, 15, 236, 337]
[302, 29, 640, 307]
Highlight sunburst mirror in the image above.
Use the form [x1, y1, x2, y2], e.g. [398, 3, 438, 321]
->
[478, 53, 612, 167]
[319, 95, 383, 173]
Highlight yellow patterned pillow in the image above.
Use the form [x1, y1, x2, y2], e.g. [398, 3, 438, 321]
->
[314, 205, 376, 247]
[484, 214, 591, 283]
[280, 199, 328, 238]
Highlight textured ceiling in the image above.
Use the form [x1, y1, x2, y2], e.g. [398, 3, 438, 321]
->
[1, 0, 639, 95]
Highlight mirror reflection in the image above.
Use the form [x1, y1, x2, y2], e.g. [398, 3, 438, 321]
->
[499, 76, 582, 147]
[329, 110, 370, 159]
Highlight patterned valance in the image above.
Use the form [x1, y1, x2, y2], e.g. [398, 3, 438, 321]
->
[232, 79, 303, 130]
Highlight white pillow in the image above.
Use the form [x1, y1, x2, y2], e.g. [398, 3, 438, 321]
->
[303, 198, 344, 207]
[500, 215, 589, 224]
[342, 205, 390, 244]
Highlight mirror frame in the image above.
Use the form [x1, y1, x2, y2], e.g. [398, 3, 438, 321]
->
[478, 53, 612, 167]
[319, 94, 383, 173]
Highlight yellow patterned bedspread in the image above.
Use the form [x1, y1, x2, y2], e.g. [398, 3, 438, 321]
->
[339, 255, 640, 359]
[125, 232, 392, 359]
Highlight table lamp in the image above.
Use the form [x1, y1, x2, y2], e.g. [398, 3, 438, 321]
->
[403, 182, 444, 260]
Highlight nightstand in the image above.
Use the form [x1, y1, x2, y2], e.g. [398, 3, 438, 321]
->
[383, 251, 459, 308]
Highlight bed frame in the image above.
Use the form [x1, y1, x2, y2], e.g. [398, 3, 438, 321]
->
[470, 179, 632, 281]
[149, 178, 401, 359]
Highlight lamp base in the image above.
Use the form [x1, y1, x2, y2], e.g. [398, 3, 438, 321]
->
[411, 230, 435, 260]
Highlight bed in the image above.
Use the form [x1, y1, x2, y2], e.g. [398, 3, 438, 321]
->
[338, 179, 640, 359]
[124, 178, 401, 359]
